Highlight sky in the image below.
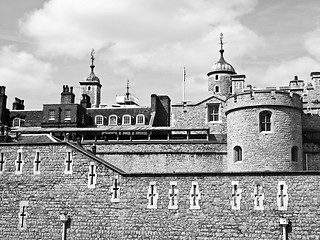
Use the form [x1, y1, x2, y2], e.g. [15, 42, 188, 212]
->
[0, 0, 320, 109]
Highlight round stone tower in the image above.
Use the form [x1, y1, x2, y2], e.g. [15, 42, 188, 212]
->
[225, 90, 303, 172]
[207, 33, 236, 97]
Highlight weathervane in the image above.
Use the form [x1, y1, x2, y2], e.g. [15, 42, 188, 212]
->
[219, 33, 224, 50]
[90, 48, 95, 73]
[90, 48, 95, 66]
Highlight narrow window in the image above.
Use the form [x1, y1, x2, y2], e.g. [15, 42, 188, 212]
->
[259, 111, 272, 132]
[33, 151, 41, 175]
[230, 86, 233, 94]
[277, 181, 288, 210]
[111, 176, 120, 202]
[19, 201, 28, 230]
[122, 115, 131, 125]
[189, 181, 201, 209]
[0, 152, 5, 173]
[291, 146, 298, 162]
[253, 184, 264, 210]
[136, 114, 145, 125]
[64, 151, 73, 174]
[215, 75, 219, 80]
[95, 115, 104, 125]
[65, 109, 71, 120]
[207, 104, 220, 122]
[109, 115, 118, 126]
[15, 149, 23, 174]
[88, 162, 97, 188]
[49, 110, 55, 121]
[88, 86, 91, 91]
[147, 181, 159, 209]
[215, 85, 220, 93]
[234, 146, 242, 162]
[231, 181, 242, 210]
[168, 181, 178, 209]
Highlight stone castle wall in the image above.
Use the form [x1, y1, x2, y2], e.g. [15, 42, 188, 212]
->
[87, 142, 227, 173]
[1, 143, 320, 239]
[172, 97, 227, 134]
[226, 91, 303, 171]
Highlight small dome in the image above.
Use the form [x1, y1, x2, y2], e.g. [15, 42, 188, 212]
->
[210, 49, 236, 74]
[86, 71, 100, 83]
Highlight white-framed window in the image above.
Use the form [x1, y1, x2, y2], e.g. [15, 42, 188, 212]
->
[88, 162, 97, 189]
[277, 181, 288, 210]
[65, 109, 71, 120]
[207, 104, 220, 122]
[259, 110, 272, 132]
[234, 146, 242, 162]
[0, 152, 5, 173]
[95, 115, 104, 125]
[12, 118, 25, 127]
[49, 110, 55, 121]
[136, 114, 145, 125]
[253, 183, 264, 210]
[189, 181, 201, 209]
[168, 181, 178, 209]
[111, 175, 120, 202]
[231, 181, 242, 210]
[147, 181, 159, 209]
[15, 149, 23, 175]
[64, 150, 73, 174]
[122, 115, 131, 125]
[109, 115, 118, 126]
[33, 150, 41, 175]
[18, 201, 29, 230]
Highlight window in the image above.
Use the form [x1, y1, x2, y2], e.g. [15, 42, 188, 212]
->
[168, 181, 178, 209]
[19, 201, 29, 230]
[15, 149, 23, 175]
[65, 109, 71, 120]
[95, 115, 104, 125]
[88, 162, 97, 189]
[0, 152, 5, 173]
[64, 151, 73, 174]
[136, 114, 145, 125]
[189, 181, 201, 209]
[277, 181, 288, 210]
[259, 111, 272, 132]
[33, 151, 41, 175]
[234, 146, 242, 162]
[147, 181, 159, 209]
[207, 104, 220, 122]
[122, 115, 131, 125]
[12, 118, 25, 127]
[49, 110, 55, 121]
[215, 86, 220, 93]
[109, 115, 117, 126]
[215, 75, 219, 80]
[231, 181, 242, 210]
[230, 86, 233, 94]
[291, 146, 298, 162]
[111, 176, 120, 202]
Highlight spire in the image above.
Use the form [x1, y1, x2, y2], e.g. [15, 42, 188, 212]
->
[126, 80, 130, 100]
[90, 48, 95, 73]
[219, 33, 225, 57]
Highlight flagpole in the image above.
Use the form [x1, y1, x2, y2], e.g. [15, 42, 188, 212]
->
[183, 66, 186, 102]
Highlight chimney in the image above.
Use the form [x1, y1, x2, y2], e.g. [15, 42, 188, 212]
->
[61, 85, 75, 104]
[12, 97, 25, 110]
[80, 94, 91, 108]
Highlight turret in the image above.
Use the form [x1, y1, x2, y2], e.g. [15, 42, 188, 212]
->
[225, 90, 303, 172]
[79, 49, 102, 108]
[207, 33, 236, 97]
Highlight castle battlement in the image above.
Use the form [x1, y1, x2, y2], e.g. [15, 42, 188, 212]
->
[226, 90, 302, 115]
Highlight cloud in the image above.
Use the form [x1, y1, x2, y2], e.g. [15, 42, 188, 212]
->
[248, 56, 320, 88]
[20, 0, 261, 59]
[304, 27, 320, 62]
[0, 45, 56, 108]
[19, 0, 265, 105]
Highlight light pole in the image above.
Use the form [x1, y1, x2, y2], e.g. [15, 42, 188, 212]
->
[279, 217, 288, 240]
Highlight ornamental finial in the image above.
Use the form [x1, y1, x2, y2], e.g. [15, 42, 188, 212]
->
[219, 33, 224, 51]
